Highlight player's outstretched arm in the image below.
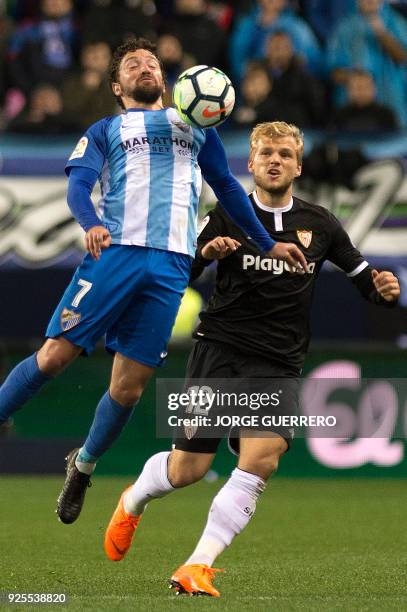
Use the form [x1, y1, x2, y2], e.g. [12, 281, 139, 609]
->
[198, 129, 275, 252]
[372, 269, 400, 302]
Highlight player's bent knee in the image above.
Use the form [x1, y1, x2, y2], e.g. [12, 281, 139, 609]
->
[240, 454, 281, 481]
[168, 471, 193, 488]
[168, 467, 206, 488]
[110, 365, 151, 406]
[109, 382, 145, 407]
[263, 455, 281, 477]
[168, 452, 211, 488]
[37, 338, 80, 376]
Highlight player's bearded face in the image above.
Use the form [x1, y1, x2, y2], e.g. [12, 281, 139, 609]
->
[116, 50, 165, 105]
[129, 77, 164, 104]
[249, 136, 302, 195]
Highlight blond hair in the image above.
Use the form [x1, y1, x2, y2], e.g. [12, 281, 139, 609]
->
[250, 121, 304, 163]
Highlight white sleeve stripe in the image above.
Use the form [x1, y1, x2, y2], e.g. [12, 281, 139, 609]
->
[347, 261, 369, 277]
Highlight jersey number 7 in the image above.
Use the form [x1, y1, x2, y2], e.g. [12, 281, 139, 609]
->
[71, 279, 93, 307]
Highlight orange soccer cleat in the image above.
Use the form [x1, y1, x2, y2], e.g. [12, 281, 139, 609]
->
[169, 564, 224, 597]
[104, 486, 142, 561]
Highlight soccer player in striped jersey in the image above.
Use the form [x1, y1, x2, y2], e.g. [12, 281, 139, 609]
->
[0, 39, 306, 523]
[103, 121, 400, 597]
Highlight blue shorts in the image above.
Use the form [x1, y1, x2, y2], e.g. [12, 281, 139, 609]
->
[46, 245, 192, 367]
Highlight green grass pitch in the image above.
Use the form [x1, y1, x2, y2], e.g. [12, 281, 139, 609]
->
[0, 476, 406, 611]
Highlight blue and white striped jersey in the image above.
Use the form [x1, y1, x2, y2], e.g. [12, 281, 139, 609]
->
[66, 108, 207, 257]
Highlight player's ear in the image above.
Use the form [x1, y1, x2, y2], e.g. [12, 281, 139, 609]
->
[112, 82, 122, 97]
[248, 157, 253, 174]
[296, 164, 302, 178]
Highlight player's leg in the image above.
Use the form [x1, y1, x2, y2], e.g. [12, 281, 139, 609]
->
[122, 447, 216, 517]
[170, 434, 288, 597]
[50, 248, 148, 523]
[104, 448, 215, 561]
[0, 337, 82, 425]
[0, 246, 137, 431]
[57, 248, 192, 523]
[76, 353, 154, 471]
[69, 249, 190, 474]
[74, 247, 193, 475]
[186, 434, 288, 564]
[57, 354, 154, 524]
[237, 432, 288, 479]
[113, 337, 234, 534]
[104, 337, 225, 560]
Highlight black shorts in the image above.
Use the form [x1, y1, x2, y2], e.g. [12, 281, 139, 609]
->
[172, 340, 300, 454]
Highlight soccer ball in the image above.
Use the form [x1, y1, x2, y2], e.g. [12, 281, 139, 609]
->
[172, 65, 235, 129]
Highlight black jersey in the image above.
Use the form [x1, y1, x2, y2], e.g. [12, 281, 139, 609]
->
[190, 193, 395, 370]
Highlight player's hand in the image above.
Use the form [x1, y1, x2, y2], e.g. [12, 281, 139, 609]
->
[201, 236, 241, 260]
[372, 269, 400, 302]
[268, 242, 308, 273]
[85, 225, 112, 261]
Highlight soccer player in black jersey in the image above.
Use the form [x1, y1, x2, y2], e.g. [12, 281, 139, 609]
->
[104, 122, 400, 596]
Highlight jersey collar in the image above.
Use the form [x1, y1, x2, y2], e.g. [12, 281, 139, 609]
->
[252, 190, 293, 214]
[124, 108, 164, 113]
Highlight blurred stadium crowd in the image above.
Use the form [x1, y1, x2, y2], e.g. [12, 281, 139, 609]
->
[1, 0, 407, 137]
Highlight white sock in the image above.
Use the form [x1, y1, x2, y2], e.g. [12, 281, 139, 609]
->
[185, 467, 266, 567]
[75, 447, 96, 475]
[123, 451, 174, 515]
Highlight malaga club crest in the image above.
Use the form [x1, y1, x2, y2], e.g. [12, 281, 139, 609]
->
[61, 307, 81, 331]
[297, 230, 312, 249]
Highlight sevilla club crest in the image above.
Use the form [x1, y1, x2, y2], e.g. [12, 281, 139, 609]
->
[297, 230, 312, 249]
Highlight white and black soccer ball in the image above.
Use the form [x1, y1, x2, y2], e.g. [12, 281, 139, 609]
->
[172, 65, 235, 129]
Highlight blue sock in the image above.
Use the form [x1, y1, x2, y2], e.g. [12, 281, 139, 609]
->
[0, 354, 51, 424]
[81, 391, 136, 460]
